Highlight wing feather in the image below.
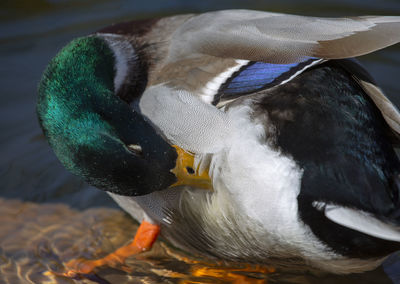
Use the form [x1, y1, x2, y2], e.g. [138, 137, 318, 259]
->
[170, 10, 400, 63]
[333, 59, 400, 137]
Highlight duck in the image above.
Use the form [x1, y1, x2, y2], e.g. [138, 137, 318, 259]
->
[37, 9, 400, 276]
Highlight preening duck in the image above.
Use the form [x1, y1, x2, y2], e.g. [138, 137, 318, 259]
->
[37, 10, 400, 276]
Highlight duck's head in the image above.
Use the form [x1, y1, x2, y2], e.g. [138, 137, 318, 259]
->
[37, 35, 210, 196]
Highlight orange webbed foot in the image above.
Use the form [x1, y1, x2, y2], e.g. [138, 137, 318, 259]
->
[54, 220, 160, 278]
[162, 242, 275, 283]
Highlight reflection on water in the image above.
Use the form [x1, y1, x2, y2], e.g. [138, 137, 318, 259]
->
[0, 198, 396, 284]
[0, 198, 275, 284]
[1, 0, 400, 283]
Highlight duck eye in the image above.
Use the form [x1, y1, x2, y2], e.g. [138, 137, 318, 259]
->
[128, 144, 143, 156]
[186, 166, 195, 175]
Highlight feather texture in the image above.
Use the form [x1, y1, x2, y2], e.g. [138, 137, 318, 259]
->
[170, 10, 400, 63]
[214, 57, 323, 106]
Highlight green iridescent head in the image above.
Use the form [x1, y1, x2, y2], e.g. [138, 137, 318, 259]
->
[37, 36, 178, 196]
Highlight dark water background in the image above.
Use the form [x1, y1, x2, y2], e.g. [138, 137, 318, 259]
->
[1, 0, 400, 283]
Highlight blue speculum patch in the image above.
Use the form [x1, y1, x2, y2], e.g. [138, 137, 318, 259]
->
[219, 57, 320, 97]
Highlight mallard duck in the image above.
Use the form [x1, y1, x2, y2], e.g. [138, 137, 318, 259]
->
[37, 10, 400, 276]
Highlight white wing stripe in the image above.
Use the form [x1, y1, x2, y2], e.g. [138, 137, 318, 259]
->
[199, 59, 249, 104]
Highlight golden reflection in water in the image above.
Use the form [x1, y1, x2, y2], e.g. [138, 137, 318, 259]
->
[0, 198, 271, 284]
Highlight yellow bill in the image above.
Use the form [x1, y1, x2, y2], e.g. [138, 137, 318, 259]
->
[170, 145, 212, 190]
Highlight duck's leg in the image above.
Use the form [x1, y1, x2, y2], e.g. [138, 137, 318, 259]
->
[62, 220, 160, 277]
